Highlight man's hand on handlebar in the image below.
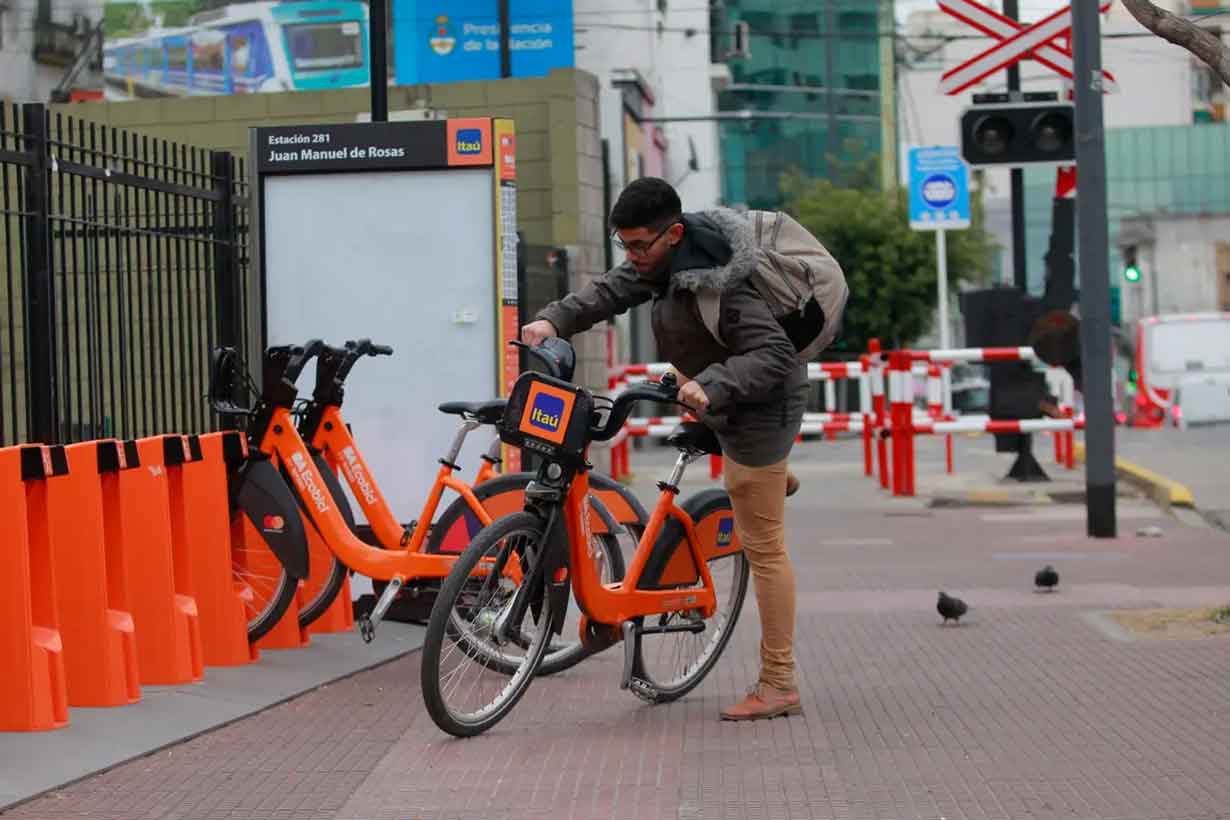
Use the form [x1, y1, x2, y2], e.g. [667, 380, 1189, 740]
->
[520, 320, 558, 346]
[677, 380, 709, 411]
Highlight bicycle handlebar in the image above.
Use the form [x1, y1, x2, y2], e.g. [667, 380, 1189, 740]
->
[283, 339, 324, 385]
[589, 372, 682, 442]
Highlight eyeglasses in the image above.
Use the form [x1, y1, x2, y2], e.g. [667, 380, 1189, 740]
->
[611, 222, 676, 256]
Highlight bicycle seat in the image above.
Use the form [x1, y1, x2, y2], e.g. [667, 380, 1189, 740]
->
[437, 399, 508, 425]
[665, 421, 722, 456]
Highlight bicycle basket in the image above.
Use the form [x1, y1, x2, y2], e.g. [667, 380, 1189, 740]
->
[498, 371, 594, 465]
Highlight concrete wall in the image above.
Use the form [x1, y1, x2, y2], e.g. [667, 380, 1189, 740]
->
[1120, 213, 1230, 324]
[47, 68, 612, 390]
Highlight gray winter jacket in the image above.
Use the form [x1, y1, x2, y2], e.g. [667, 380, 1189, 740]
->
[536, 207, 806, 467]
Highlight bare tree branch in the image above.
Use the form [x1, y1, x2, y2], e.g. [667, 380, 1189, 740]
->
[1120, 0, 1230, 87]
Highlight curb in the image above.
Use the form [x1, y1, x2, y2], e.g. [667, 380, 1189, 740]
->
[1072, 441, 1195, 510]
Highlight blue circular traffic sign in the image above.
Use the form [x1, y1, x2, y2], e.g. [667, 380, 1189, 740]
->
[921, 174, 957, 209]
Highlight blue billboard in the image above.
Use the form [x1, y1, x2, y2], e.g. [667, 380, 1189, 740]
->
[393, 0, 574, 85]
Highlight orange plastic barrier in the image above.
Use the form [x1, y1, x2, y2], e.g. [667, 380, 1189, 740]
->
[179, 432, 260, 666]
[46, 440, 141, 707]
[121, 437, 204, 685]
[0, 445, 70, 731]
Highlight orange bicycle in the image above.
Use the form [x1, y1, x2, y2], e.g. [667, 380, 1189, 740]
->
[420, 339, 750, 736]
[214, 340, 645, 672]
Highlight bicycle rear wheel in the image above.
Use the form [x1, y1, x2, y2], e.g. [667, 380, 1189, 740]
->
[420, 512, 556, 738]
[631, 489, 750, 703]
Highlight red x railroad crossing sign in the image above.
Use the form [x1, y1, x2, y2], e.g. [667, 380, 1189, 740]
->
[939, 0, 1117, 96]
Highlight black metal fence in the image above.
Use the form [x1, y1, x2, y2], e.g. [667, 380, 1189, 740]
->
[0, 102, 254, 447]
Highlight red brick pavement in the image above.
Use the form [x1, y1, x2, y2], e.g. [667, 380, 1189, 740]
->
[8, 478, 1230, 820]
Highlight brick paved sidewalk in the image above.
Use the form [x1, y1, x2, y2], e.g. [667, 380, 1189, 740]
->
[7, 450, 1230, 820]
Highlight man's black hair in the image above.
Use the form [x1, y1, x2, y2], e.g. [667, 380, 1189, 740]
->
[609, 177, 682, 231]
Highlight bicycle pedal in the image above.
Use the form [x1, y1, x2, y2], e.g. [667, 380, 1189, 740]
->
[358, 616, 375, 644]
[627, 677, 659, 704]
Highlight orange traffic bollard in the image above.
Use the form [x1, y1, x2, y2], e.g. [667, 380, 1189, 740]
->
[182, 432, 260, 666]
[121, 437, 204, 685]
[46, 440, 141, 707]
[0, 445, 70, 731]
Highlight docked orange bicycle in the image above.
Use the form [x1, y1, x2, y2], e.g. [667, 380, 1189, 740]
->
[214, 339, 646, 673]
[287, 339, 650, 639]
[420, 339, 750, 737]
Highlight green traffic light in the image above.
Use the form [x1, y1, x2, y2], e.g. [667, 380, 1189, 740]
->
[1124, 264, 1142, 283]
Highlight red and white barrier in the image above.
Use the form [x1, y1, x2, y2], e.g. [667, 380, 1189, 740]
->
[603, 342, 1079, 492]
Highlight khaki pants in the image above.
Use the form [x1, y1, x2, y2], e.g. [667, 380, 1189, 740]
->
[723, 456, 796, 691]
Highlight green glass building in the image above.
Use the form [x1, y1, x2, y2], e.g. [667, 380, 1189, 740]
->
[714, 0, 886, 209]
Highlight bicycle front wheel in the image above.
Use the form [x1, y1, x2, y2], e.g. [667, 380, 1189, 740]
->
[420, 512, 557, 737]
[230, 507, 297, 643]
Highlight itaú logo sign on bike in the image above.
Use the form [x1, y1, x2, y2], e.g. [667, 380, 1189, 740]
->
[340, 446, 377, 505]
[290, 451, 331, 514]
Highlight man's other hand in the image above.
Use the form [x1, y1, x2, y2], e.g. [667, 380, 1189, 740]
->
[521, 320, 558, 346]
[678, 381, 710, 411]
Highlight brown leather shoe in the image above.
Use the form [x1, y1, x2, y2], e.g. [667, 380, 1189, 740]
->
[785, 471, 800, 497]
[720, 684, 802, 721]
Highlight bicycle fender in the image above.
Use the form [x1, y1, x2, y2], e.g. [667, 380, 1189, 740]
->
[530, 506, 572, 637]
[233, 458, 311, 579]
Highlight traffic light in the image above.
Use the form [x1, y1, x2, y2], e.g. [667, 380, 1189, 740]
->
[960, 97, 1075, 168]
[1122, 245, 1141, 283]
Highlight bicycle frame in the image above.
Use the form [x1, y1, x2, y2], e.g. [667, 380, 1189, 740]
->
[307, 405, 500, 552]
[562, 458, 724, 625]
[257, 406, 499, 584]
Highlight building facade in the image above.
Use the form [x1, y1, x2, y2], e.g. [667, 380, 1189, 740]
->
[713, 0, 887, 209]
[0, 0, 103, 102]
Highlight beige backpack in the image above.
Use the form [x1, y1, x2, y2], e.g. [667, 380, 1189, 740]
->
[697, 210, 848, 361]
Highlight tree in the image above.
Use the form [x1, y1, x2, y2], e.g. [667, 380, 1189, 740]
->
[781, 174, 996, 353]
[1120, 0, 1230, 86]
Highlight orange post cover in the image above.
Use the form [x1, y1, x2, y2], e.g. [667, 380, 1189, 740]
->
[181, 433, 259, 666]
[0, 445, 70, 731]
[120, 437, 204, 685]
[46, 440, 141, 707]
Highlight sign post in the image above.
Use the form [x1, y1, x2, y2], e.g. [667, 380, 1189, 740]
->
[909, 146, 971, 349]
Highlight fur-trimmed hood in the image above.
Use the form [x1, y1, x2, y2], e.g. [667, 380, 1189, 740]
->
[670, 208, 759, 293]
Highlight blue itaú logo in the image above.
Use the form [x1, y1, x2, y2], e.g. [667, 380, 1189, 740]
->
[716, 517, 734, 548]
[529, 393, 564, 433]
[456, 128, 482, 155]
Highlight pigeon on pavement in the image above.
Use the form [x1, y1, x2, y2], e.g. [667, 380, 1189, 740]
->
[1035, 565, 1059, 592]
[937, 591, 968, 625]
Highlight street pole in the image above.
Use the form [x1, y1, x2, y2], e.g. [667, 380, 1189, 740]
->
[1004, 0, 1027, 291]
[936, 229, 950, 348]
[369, 0, 387, 121]
[1000, 0, 1037, 472]
[499, 0, 511, 78]
[1073, 0, 1117, 538]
